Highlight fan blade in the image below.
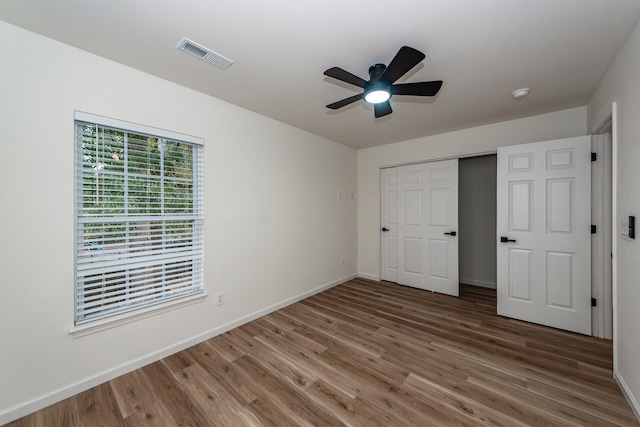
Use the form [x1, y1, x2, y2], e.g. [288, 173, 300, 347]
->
[324, 67, 368, 88]
[380, 46, 426, 84]
[374, 101, 392, 118]
[326, 93, 364, 109]
[391, 80, 443, 96]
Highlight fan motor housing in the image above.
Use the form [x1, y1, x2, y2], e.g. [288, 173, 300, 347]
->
[368, 64, 387, 81]
[364, 64, 392, 103]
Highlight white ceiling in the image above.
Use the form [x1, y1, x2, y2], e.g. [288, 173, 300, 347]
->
[2, 1, 640, 149]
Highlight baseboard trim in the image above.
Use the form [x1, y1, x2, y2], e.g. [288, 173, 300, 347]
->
[358, 273, 380, 282]
[0, 273, 357, 425]
[615, 370, 640, 423]
[459, 278, 497, 289]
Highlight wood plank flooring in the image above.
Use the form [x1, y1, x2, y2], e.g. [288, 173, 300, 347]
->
[6, 279, 638, 426]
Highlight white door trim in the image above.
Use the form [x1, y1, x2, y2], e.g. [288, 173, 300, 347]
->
[591, 119, 613, 340]
[611, 101, 619, 371]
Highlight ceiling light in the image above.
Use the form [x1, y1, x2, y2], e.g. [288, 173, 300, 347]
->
[512, 88, 530, 100]
[364, 89, 391, 104]
[364, 80, 391, 104]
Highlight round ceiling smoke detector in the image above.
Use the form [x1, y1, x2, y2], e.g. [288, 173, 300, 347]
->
[512, 88, 530, 100]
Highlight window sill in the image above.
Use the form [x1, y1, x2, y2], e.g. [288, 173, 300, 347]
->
[69, 291, 208, 338]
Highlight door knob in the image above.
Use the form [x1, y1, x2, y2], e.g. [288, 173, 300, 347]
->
[500, 236, 516, 243]
[444, 231, 457, 236]
[381, 227, 389, 232]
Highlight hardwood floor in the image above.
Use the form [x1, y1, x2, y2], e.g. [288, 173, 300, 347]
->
[7, 279, 638, 426]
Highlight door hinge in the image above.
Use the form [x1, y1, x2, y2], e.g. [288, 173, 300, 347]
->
[591, 298, 597, 307]
[591, 152, 597, 162]
[591, 225, 597, 234]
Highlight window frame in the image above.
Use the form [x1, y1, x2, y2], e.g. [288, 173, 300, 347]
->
[72, 112, 205, 334]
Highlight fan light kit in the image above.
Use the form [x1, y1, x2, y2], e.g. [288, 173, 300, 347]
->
[364, 89, 391, 104]
[324, 46, 443, 118]
[512, 88, 530, 100]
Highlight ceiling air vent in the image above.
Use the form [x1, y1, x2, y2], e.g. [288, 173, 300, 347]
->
[177, 38, 233, 70]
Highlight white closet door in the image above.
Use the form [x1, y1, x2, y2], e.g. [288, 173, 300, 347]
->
[381, 168, 398, 282]
[497, 136, 591, 335]
[382, 160, 458, 296]
[422, 160, 459, 296]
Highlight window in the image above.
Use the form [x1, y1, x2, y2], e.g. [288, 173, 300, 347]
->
[74, 112, 204, 326]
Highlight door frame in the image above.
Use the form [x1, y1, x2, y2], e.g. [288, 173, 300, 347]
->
[590, 102, 618, 364]
[592, 117, 614, 340]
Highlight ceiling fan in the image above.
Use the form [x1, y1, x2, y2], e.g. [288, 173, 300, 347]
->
[324, 46, 443, 118]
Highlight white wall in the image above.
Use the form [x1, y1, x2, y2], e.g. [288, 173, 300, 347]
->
[0, 21, 357, 423]
[588, 17, 640, 418]
[459, 155, 497, 288]
[357, 107, 587, 280]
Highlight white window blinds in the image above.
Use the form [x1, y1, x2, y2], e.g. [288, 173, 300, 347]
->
[74, 113, 204, 325]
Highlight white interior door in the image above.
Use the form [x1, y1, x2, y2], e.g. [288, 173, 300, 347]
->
[381, 168, 398, 282]
[497, 136, 591, 335]
[381, 160, 459, 296]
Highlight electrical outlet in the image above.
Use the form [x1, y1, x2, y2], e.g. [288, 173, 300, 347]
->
[215, 292, 224, 306]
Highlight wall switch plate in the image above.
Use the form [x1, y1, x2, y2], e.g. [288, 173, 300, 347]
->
[622, 220, 630, 240]
[215, 292, 224, 306]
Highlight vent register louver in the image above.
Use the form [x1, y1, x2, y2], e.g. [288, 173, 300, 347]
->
[177, 38, 233, 70]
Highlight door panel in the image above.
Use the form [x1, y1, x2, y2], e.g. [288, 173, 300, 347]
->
[547, 179, 573, 232]
[429, 239, 450, 278]
[546, 251, 573, 308]
[429, 188, 450, 226]
[405, 190, 422, 225]
[509, 181, 532, 231]
[508, 248, 532, 301]
[404, 238, 423, 274]
[497, 136, 591, 335]
[387, 192, 398, 224]
[387, 236, 398, 271]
